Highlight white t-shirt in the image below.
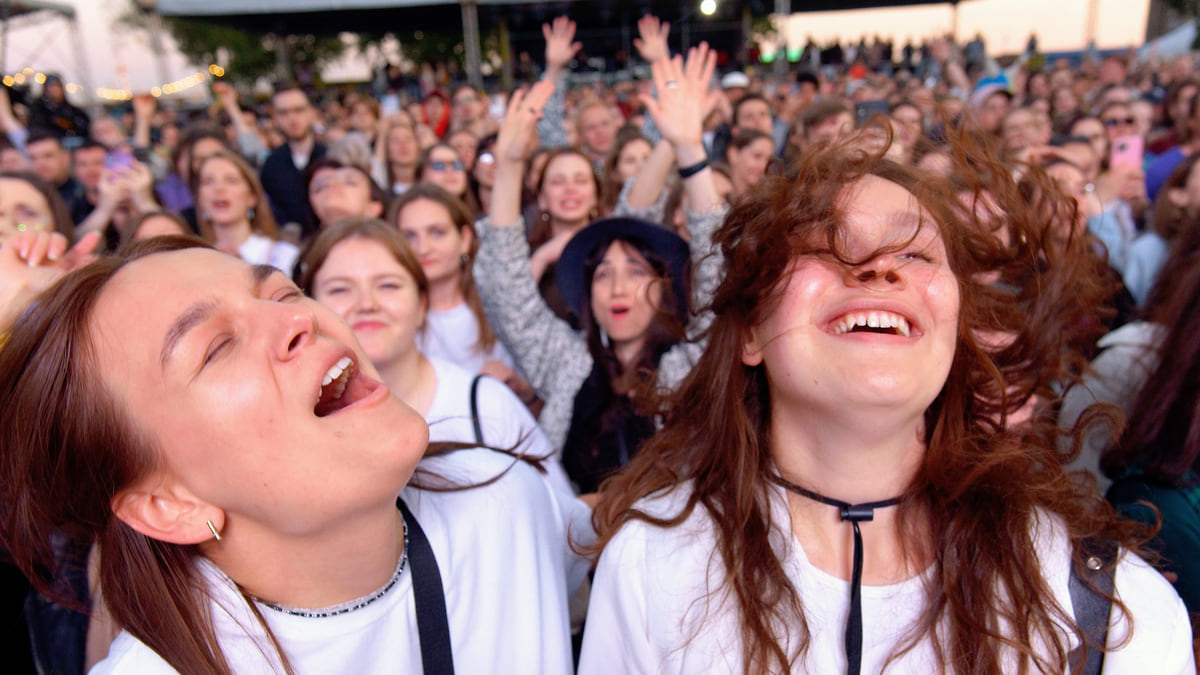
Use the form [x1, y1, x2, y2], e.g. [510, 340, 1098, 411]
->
[579, 482, 1194, 675]
[238, 233, 300, 278]
[92, 449, 594, 674]
[426, 357, 572, 496]
[417, 303, 516, 375]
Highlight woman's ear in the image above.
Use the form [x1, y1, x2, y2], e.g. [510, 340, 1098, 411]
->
[367, 200, 384, 218]
[742, 328, 764, 367]
[111, 479, 224, 546]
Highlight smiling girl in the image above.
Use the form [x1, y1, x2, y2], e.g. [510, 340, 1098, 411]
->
[578, 131, 1193, 673]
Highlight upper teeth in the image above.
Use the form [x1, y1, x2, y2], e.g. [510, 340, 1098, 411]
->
[319, 356, 353, 403]
[831, 312, 911, 337]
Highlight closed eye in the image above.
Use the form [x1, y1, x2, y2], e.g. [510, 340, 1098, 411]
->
[900, 251, 933, 263]
[202, 336, 233, 368]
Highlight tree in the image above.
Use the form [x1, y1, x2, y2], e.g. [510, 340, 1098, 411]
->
[116, 2, 348, 87]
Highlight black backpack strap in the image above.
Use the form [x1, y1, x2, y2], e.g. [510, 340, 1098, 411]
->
[1067, 535, 1119, 675]
[469, 374, 484, 446]
[396, 498, 455, 675]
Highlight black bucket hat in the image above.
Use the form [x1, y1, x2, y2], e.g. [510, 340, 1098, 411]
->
[556, 216, 690, 320]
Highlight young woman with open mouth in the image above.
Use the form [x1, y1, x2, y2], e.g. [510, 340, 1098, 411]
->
[194, 149, 299, 276]
[301, 215, 571, 494]
[0, 235, 590, 673]
[578, 130, 1193, 673]
[475, 47, 725, 495]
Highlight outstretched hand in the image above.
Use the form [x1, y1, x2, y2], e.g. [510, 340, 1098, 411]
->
[0, 230, 100, 331]
[634, 15, 670, 64]
[495, 80, 556, 165]
[639, 43, 718, 151]
[543, 16, 581, 73]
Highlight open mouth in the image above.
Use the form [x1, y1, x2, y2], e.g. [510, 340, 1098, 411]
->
[610, 305, 630, 318]
[314, 356, 379, 416]
[829, 311, 912, 337]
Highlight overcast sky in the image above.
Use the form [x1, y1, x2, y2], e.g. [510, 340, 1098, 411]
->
[3, 0, 1154, 105]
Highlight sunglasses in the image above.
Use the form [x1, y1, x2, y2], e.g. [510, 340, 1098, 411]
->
[429, 160, 465, 172]
[1102, 117, 1134, 127]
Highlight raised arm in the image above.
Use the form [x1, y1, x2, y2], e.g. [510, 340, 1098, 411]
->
[536, 16, 579, 149]
[477, 81, 594, 421]
[213, 82, 267, 164]
[641, 44, 723, 215]
[645, 46, 728, 384]
[491, 81, 556, 228]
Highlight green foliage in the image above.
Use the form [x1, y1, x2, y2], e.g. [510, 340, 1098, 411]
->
[116, 2, 347, 86]
[1162, 0, 1200, 18]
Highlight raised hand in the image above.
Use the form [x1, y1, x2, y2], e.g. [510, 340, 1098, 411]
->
[0, 230, 100, 331]
[640, 43, 718, 153]
[211, 81, 240, 112]
[543, 16, 581, 75]
[634, 15, 670, 64]
[132, 92, 157, 120]
[495, 80, 556, 165]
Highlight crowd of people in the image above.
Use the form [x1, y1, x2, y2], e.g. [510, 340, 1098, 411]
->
[0, 11, 1198, 674]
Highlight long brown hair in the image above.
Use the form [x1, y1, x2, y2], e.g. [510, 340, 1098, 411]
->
[297, 216, 429, 302]
[590, 128, 1143, 673]
[193, 149, 282, 241]
[1150, 151, 1200, 242]
[388, 183, 497, 354]
[0, 237, 286, 674]
[528, 147, 604, 251]
[1103, 209, 1200, 482]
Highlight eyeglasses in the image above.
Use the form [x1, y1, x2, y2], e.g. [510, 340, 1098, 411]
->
[454, 95, 476, 105]
[1102, 117, 1135, 127]
[429, 160, 465, 172]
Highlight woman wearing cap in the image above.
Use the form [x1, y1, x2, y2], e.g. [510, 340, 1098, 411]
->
[578, 128, 1192, 673]
[475, 47, 724, 493]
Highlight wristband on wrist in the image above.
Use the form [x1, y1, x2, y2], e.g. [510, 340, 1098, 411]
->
[678, 159, 708, 179]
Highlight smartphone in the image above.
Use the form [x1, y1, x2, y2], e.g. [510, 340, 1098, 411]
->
[1110, 135, 1144, 169]
[855, 100, 890, 127]
[105, 150, 133, 171]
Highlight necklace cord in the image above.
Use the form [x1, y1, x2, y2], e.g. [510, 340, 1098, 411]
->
[771, 474, 903, 675]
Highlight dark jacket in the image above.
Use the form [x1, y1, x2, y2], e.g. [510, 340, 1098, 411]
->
[259, 140, 325, 238]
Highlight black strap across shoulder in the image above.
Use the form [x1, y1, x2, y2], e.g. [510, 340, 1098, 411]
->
[469, 374, 484, 446]
[396, 498, 455, 675]
[1067, 535, 1118, 675]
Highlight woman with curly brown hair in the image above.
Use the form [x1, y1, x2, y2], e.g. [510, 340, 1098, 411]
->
[578, 129, 1193, 673]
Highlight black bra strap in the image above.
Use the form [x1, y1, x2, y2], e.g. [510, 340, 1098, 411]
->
[397, 498, 455, 675]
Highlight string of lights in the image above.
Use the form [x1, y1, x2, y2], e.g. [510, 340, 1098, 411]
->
[1, 64, 226, 101]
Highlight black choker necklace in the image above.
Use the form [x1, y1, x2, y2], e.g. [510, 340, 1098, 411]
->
[772, 475, 903, 675]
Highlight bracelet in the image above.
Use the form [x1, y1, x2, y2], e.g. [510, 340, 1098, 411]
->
[678, 159, 708, 179]
[0, 332, 8, 352]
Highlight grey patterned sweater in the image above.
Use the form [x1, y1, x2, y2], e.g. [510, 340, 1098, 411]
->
[474, 200, 726, 452]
